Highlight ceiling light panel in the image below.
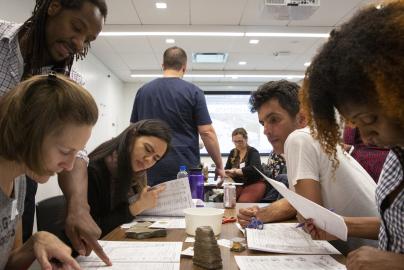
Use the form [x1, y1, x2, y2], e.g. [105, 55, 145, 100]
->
[192, 53, 228, 64]
[155, 2, 167, 9]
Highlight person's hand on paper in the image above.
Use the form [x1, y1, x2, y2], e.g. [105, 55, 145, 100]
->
[237, 206, 259, 227]
[32, 231, 81, 270]
[303, 218, 339, 241]
[129, 185, 166, 216]
[64, 203, 112, 265]
[347, 246, 403, 270]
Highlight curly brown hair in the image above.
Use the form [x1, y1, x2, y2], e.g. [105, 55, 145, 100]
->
[301, 1, 404, 163]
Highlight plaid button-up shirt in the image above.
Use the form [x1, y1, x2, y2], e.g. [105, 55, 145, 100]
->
[0, 20, 88, 163]
[376, 148, 404, 252]
[0, 20, 24, 96]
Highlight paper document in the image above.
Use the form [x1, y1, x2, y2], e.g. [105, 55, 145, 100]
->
[121, 216, 185, 229]
[149, 219, 186, 229]
[235, 255, 346, 270]
[76, 241, 182, 270]
[246, 223, 340, 254]
[181, 247, 194, 257]
[141, 177, 193, 216]
[255, 169, 348, 241]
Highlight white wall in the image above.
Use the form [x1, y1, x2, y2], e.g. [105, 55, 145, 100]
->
[122, 82, 145, 124]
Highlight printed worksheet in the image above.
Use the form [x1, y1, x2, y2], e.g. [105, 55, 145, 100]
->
[246, 223, 340, 254]
[235, 255, 346, 270]
[78, 262, 180, 270]
[76, 241, 182, 270]
[141, 177, 194, 216]
[255, 168, 348, 241]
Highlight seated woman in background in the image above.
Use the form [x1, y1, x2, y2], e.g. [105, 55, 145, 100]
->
[87, 119, 171, 237]
[224, 128, 264, 202]
[0, 74, 98, 270]
[301, 1, 404, 268]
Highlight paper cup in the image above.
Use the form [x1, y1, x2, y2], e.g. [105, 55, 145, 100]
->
[183, 207, 224, 236]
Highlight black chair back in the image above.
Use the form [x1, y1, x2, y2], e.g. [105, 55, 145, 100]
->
[36, 195, 67, 241]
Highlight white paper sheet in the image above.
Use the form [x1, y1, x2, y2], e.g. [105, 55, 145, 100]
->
[255, 169, 348, 241]
[149, 219, 186, 229]
[181, 247, 194, 257]
[78, 262, 180, 270]
[246, 223, 340, 254]
[76, 241, 182, 270]
[217, 238, 233, 248]
[184, 237, 195, 243]
[235, 222, 245, 235]
[235, 255, 346, 270]
[140, 177, 194, 216]
[121, 216, 186, 229]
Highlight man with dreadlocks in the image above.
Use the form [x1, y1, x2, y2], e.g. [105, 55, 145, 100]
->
[0, 0, 111, 266]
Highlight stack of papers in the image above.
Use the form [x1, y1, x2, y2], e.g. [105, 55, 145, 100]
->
[246, 223, 340, 254]
[235, 255, 346, 270]
[76, 241, 182, 270]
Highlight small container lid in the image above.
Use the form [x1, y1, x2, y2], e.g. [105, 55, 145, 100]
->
[179, 165, 187, 171]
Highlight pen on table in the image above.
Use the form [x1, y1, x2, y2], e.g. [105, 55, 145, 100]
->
[295, 208, 335, 228]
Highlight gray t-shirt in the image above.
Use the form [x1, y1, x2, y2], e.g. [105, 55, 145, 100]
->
[0, 175, 26, 270]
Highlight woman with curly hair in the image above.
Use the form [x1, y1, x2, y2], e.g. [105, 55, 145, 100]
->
[301, 1, 404, 269]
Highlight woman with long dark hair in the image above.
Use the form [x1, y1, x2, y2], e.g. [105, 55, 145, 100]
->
[87, 119, 171, 236]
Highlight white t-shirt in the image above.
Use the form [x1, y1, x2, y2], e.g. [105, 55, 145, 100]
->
[284, 128, 378, 218]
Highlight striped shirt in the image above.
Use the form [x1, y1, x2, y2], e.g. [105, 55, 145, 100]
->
[376, 148, 404, 252]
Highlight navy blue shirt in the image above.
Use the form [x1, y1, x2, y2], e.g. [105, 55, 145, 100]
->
[130, 77, 212, 185]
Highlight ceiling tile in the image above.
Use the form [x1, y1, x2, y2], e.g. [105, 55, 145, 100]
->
[105, 0, 140, 24]
[190, 0, 247, 25]
[132, 0, 190, 24]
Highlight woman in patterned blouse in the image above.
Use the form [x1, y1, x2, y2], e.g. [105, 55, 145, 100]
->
[300, 1, 404, 269]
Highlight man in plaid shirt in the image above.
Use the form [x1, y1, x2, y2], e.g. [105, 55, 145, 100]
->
[0, 0, 111, 265]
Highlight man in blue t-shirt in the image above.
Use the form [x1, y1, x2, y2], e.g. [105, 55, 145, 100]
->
[130, 46, 225, 185]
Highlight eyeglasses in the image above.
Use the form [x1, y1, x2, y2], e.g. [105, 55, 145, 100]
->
[232, 140, 244, 144]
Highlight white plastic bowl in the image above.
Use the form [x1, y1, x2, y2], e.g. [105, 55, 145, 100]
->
[183, 207, 224, 236]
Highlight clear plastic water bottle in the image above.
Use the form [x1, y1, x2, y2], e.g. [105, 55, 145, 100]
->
[177, 165, 188, 179]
